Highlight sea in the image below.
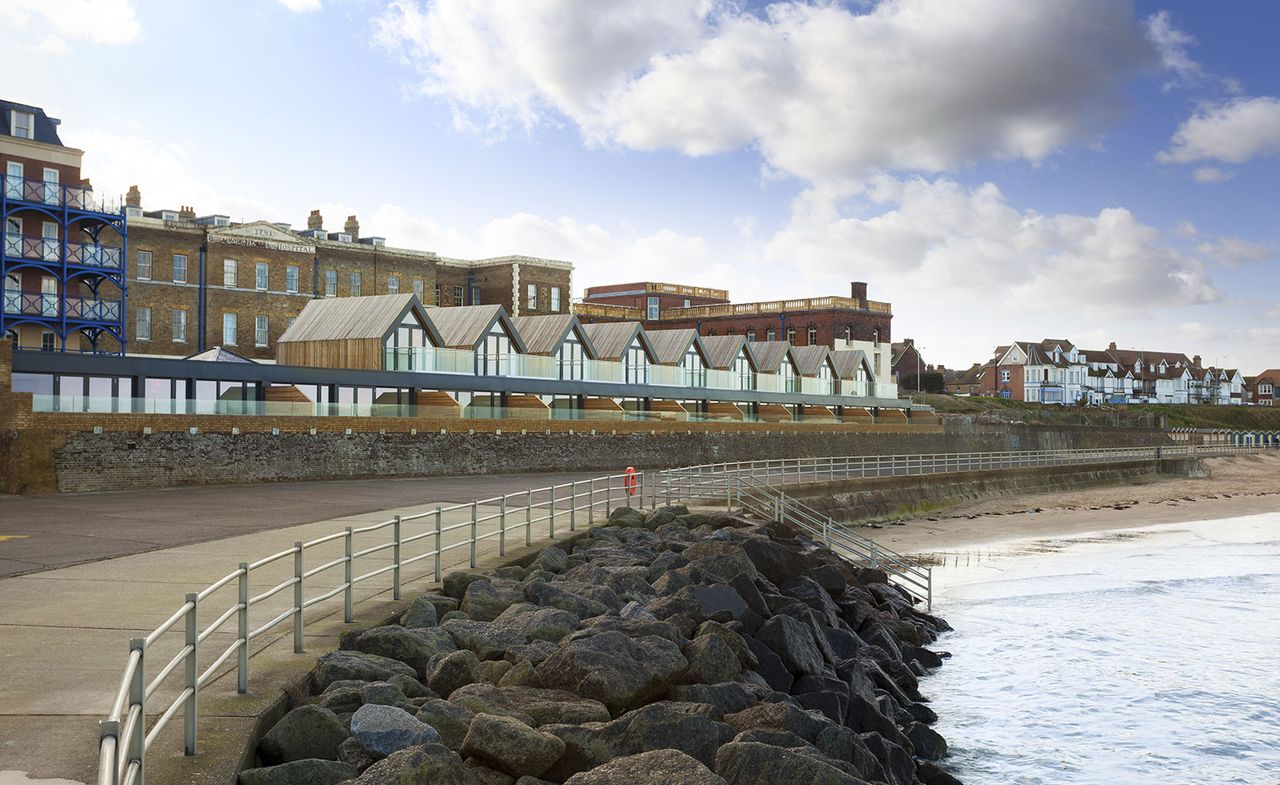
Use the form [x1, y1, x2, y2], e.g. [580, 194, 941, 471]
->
[924, 513, 1280, 785]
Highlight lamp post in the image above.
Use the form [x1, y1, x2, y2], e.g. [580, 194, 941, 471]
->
[916, 345, 926, 393]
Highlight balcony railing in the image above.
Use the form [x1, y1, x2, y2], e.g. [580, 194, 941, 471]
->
[2, 175, 124, 214]
[2, 236, 123, 268]
[661, 295, 893, 319]
[572, 302, 641, 319]
[801, 376, 835, 396]
[2, 291, 120, 321]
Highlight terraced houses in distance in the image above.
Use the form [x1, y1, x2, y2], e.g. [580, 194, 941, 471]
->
[946, 339, 1248, 405]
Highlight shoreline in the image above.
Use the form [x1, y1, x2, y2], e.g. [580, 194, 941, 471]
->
[856, 453, 1280, 557]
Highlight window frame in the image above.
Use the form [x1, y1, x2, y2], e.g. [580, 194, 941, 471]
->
[172, 254, 187, 284]
[550, 286, 561, 312]
[388, 276, 399, 295]
[285, 265, 299, 294]
[172, 309, 187, 343]
[11, 110, 35, 140]
[222, 312, 237, 345]
[255, 262, 269, 291]
[135, 307, 152, 341]
[350, 271, 361, 297]
[254, 315, 269, 348]
[136, 250, 153, 281]
[324, 269, 337, 297]
[223, 259, 237, 289]
[527, 283, 537, 311]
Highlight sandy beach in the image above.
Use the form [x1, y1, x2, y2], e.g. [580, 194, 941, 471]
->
[859, 452, 1280, 557]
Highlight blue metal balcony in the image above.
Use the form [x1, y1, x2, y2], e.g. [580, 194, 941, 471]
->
[3, 235, 123, 268]
[2, 174, 124, 215]
[3, 291, 121, 321]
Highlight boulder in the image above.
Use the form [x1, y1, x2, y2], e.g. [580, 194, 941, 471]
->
[258, 705, 349, 765]
[446, 683, 536, 725]
[461, 713, 566, 777]
[905, 721, 948, 761]
[351, 742, 482, 784]
[498, 660, 540, 688]
[427, 649, 481, 697]
[416, 698, 476, 749]
[695, 621, 758, 670]
[780, 576, 843, 627]
[614, 702, 735, 767]
[667, 683, 761, 718]
[754, 615, 825, 677]
[443, 619, 526, 660]
[731, 729, 810, 748]
[744, 637, 792, 693]
[646, 552, 690, 580]
[859, 733, 915, 785]
[652, 570, 694, 596]
[647, 584, 750, 626]
[489, 685, 611, 725]
[401, 595, 457, 627]
[681, 540, 759, 582]
[524, 581, 611, 618]
[573, 616, 686, 644]
[351, 703, 441, 757]
[536, 631, 688, 714]
[723, 702, 831, 744]
[681, 634, 743, 684]
[607, 507, 646, 528]
[809, 564, 849, 595]
[714, 742, 866, 785]
[564, 749, 728, 785]
[351, 626, 457, 674]
[443, 571, 492, 600]
[462, 580, 526, 622]
[238, 759, 357, 785]
[816, 726, 883, 783]
[739, 538, 809, 585]
[315, 650, 417, 691]
[358, 681, 415, 711]
[916, 760, 964, 785]
[337, 736, 381, 771]
[387, 673, 434, 699]
[531, 545, 570, 573]
[479, 659, 514, 684]
[494, 603, 580, 643]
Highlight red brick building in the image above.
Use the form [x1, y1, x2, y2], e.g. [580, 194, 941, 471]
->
[1245, 370, 1279, 406]
[575, 281, 892, 348]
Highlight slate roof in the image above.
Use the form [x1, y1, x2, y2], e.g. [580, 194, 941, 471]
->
[0, 100, 65, 146]
[831, 350, 874, 380]
[510, 314, 595, 357]
[749, 341, 795, 374]
[280, 294, 440, 344]
[580, 322, 652, 361]
[425, 304, 525, 351]
[644, 328, 702, 365]
[791, 345, 834, 376]
[699, 334, 751, 370]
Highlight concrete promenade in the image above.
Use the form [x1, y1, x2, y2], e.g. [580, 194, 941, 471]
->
[0, 471, 622, 785]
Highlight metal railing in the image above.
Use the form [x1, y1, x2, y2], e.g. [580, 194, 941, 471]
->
[93, 442, 1273, 782]
[2, 174, 125, 214]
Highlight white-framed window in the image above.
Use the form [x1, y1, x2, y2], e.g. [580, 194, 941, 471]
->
[172, 254, 187, 284]
[1001, 369, 1011, 383]
[286, 265, 299, 293]
[647, 296, 659, 320]
[413, 279, 424, 300]
[766, 329, 776, 341]
[136, 307, 152, 341]
[1261, 383, 1274, 395]
[255, 262, 268, 291]
[527, 283, 537, 311]
[11, 110, 34, 140]
[746, 329, 756, 343]
[807, 326, 817, 346]
[255, 315, 268, 347]
[222, 312, 237, 345]
[172, 309, 187, 343]
[388, 276, 399, 294]
[5, 161, 23, 200]
[324, 269, 337, 297]
[136, 250, 152, 280]
[350, 272, 361, 297]
[42, 168, 58, 204]
[41, 330, 56, 352]
[786, 328, 796, 344]
[223, 259, 237, 288]
[454, 286, 464, 306]
[551, 286, 561, 312]
[41, 221, 58, 261]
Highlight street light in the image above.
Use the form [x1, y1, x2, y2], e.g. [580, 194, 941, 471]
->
[916, 345, 926, 393]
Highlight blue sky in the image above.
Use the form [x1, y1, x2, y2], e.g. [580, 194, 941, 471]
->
[2, 0, 1278, 372]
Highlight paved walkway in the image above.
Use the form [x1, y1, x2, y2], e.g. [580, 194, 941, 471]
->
[0, 472, 633, 785]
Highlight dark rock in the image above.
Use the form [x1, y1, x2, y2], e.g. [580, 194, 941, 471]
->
[351, 703, 441, 757]
[498, 660, 540, 688]
[574, 616, 686, 644]
[844, 694, 906, 746]
[682, 540, 759, 582]
[400, 596, 441, 628]
[745, 637, 793, 693]
[695, 621, 758, 670]
[809, 564, 849, 595]
[443, 571, 492, 600]
[351, 626, 457, 674]
[815, 725, 883, 782]
[315, 650, 417, 690]
[681, 634, 743, 684]
[859, 732, 915, 785]
[780, 576, 843, 627]
[905, 701, 938, 724]
[416, 698, 476, 749]
[443, 619, 526, 661]
[315, 686, 362, 714]
[823, 627, 865, 660]
[479, 659, 515, 684]
[608, 507, 646, 528]
[493, 603, 580, 643]
[462, 580, 525, 622]
[258, 705, 349, 765]
[754, 615, 825, 676]
[337, 736, 380, 771]
[646, 552, 690, 581]
[727, 573, 771, 620]
[461, 713, 566, 777]
[714, 742, 866, 785]
[648, 584, 750, 626]
[387, 673, 433, 699]
[442, 610, 472, 623]
[731, 728, 810, 748]
[614, 701, 735, 767]
[723, 702, 830, 744]
[916, 760, 964, 785]
[668, 683, 761, 718]
[351, 742, 481, 784]
[653, 570, 694, 596]
[238, 758, 357, 785]
[740, 538, 809, 585]
[905, 721, 948, 760]
[531, 545, 569, 573]
[505, 640, 558, 666]
[358, 681, 415, 711]
[537, 631, 688, 714]
[427, 649, 481, 698]
[524, 581, 611, 618]
[564, 749, 728, 784]
[794, 692, 844, 724]
[902, 645, 945, 670]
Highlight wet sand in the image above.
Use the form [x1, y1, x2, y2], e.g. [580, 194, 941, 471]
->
[859, 452, 1280, 557]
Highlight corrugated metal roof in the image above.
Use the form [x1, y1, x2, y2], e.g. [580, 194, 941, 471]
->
[791, 345, 834, 376]
[581, 321, 647, 361]
[830, 349, 872, 380]
[750, 341, 794, 373]
[510, 314, 595, 357]
[424, 304, 526, 351]
[699, 334, 749, 370]
[279, 294, 429, 343]
[645, 328, 700, 365]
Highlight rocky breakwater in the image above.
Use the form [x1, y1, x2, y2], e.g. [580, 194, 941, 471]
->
[239, 504, 958, 785]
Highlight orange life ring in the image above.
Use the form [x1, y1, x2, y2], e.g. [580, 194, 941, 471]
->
[624, 466, 638, 496]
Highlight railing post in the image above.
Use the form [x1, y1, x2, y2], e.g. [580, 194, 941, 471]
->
[570, 481, 577, 531]
[525, 490, 533, 545]
[183, 594, 199, 756]
[99, 720, 121, 785]
[926, 568, 933, 612]
[549, 485, 557, 539]
[237, 562, 249, 694]
[434, 508, 443, 583]
[343, 527, 354, 624]
[293, 542, 305, 653]
[588, 478, 596, 524]
[606, 478, 613, 517]
[470, 500, 478, 568]
[128, 637, 146, 785]
[392, 515, 402, 601]
[869, 540, 878, 568]
[499, 496, 507, 556]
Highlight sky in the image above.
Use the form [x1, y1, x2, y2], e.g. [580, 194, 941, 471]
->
[2, 0, 1278, 372]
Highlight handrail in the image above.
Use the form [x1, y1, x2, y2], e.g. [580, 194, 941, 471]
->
[92, 443, 1272, 781]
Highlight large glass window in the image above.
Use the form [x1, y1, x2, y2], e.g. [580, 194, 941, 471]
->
[222, 312, 237, 345]
[136, 250, 152, 280]
[682, 346, 705, 387]
[625, 343, 648, 384]
[172, 309, 187, 342]
[41, 330, 56, 352]
[11, 110, 34, 140]
[223, 259, 237, 288]
[476, 326, 512, 375]
[136, 307, 151, 341]
[255, 262, 269, 291]
[172, 254, 187, 284]
[557, 336, 584, 380]
[413, 279, 424, 300]
[807, 326, 817, 346]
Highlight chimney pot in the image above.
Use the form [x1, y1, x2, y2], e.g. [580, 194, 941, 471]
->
[307, 209, 324, 231]
[1193, 355, 1202, 367]
[344, 214, 360, 240]
[850, 281, 868, 301]
[178, 205, 196, 221]
[125, 185, 141, 208]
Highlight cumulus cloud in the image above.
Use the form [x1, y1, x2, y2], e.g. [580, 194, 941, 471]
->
[0, 0, 142, 50]
[1195, 237, 1273, 268]
[1158, 96, 1280, 166]
[376, 0, 1156, 182]
[1144, 10, 1202, 90]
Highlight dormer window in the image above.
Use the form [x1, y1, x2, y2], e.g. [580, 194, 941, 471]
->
[11, 110, 34, 140]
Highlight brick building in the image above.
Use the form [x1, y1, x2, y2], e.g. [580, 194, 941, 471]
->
[575, 281, 892, 348]
[121, 193, 573, 360]
[1245, 370, 1279, 406]
[891, 338, 926, 389]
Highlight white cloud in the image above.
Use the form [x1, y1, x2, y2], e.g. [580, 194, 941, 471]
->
[1144, 10, 1202, 90]
[1195, 237, 1273, 268]
[376, 0, 1157, 183]
[1191, 166, 1232, 184]
[277, 0, 322, 12]
[0, 0, 141, 47]
[1158, 96, 1280, 166]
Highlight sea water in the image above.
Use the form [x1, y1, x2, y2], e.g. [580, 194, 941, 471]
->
[925, 514, 1280, 785]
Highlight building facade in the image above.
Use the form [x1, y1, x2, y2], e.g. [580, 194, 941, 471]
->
[575, 280, 893, 348]
[1245, 371, 1279, 406]
[2, 100, 127, 354]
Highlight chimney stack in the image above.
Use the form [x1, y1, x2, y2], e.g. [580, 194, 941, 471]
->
[903, 338, 914, 347]
[178, 205, 195, 221]
[307, 209, 324, 231]
[1193, 355, 1202, 367]
[850, 281, 868, 301]
[1108, 341, 1117, 351]
[344, 215, 360, 239]
[125, 185, 141, 208]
